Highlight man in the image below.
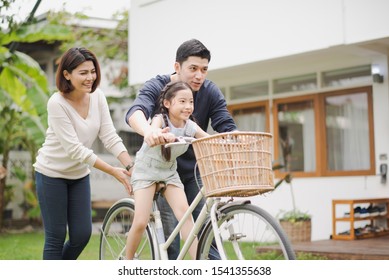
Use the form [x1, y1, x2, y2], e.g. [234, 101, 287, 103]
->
[126, 39, 237, 259]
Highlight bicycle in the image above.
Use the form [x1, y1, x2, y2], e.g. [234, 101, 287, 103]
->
[99, 131, 296, 260]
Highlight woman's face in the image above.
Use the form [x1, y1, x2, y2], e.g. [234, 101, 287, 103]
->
[64, 61, 96, 94]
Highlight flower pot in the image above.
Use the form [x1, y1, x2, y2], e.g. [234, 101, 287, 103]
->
[280, 220, 311, 243]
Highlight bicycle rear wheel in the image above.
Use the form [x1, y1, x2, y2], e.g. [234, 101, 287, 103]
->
[99, 199, 155, 260]
[197, 203, 296, 260]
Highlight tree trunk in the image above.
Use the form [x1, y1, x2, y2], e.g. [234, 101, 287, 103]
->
[0, 152, 10, 230]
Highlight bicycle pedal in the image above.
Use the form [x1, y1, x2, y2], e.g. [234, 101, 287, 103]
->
[228, 233, 246, 241]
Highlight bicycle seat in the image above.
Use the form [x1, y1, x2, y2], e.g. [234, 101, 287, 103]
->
[156, 181, 166, 193]
[152, 182, 166, 201]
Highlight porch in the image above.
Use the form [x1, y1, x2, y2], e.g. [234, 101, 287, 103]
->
[291, 235, 389, 260]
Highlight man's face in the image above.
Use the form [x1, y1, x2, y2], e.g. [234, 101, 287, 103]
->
[174, 56, 209, 92]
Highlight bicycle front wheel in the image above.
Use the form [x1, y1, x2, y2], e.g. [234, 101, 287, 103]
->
[99, 199, 155, 260]
[197, 203, 296, 260]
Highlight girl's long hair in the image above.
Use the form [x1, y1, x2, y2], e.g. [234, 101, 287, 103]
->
[156, 81, 194, 161]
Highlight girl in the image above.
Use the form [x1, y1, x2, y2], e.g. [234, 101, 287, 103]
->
[126, 81, 209, 260]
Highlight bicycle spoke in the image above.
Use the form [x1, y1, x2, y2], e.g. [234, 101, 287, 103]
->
[197, 204, 296, 260]
[99, 200, 155, 260]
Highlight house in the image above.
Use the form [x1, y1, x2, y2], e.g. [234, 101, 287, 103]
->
[128, 0, 389, 241]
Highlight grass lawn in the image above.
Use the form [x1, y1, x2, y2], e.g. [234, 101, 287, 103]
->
[0, 231, 100, 260]
[0, 230, 327, 260]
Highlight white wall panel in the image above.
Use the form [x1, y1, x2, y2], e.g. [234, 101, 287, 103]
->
[130, 0, 389, 84]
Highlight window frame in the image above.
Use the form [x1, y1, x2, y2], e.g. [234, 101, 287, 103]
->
[271, 86, 375, 178]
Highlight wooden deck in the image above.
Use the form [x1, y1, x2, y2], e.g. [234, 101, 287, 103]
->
[291, 235, 389, 260]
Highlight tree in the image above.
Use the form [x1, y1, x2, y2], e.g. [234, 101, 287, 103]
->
[46, 9, 134, 98]
[0, 0, 131, 229]
[0, 0, 72, 229]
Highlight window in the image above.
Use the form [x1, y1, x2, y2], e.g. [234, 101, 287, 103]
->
[273, 87, 374, 177]
[274, 97, 317, 174]
[273, 73, 317, 94]
[323, 87, 374, 175]
[230, 81, 268, 100]
[322, 65, 371, 88]
[228, 101, 269, 132]
[224, 65, 375, 178]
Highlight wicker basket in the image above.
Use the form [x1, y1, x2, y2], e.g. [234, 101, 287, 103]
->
[280, 220, 312, 243]
[192, 131, 274, 197]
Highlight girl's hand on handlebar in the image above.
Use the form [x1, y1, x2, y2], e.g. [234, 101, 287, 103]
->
[165, 136, 196, 148]
[144, 127, 171, 147]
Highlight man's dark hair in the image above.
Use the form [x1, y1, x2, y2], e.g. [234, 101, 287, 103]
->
[175, 39, 211, 64]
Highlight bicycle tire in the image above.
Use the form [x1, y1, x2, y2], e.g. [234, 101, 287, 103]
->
[197, 203, 296, 260]
[99, 199, 155, 260]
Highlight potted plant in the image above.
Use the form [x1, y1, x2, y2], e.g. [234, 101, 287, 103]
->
[278, 208, 312, 243]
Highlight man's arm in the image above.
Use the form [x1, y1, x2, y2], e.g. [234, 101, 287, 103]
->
[128, 110, 171, 146]
[128, 110, 151, 137]
[125, 75, 172, 146]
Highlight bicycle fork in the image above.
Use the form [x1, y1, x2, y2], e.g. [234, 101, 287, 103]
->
[210, 199, 245, 260]
[210, 199, 247, 260]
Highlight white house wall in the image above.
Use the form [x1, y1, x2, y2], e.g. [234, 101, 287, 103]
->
[129, 0, 389, 84]
[129, 0, 389, 241]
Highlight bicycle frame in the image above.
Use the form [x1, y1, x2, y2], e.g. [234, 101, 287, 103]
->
[100, 132, 296, 260]
[150, 185, 220, 260]
[151, 136, 254, 259]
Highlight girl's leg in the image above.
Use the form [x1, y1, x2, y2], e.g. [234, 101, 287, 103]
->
[35, 172, 69, 260]
[64, 175, 92, 260]
[164, 185, 198, 259]
[126, 185, 156, 260]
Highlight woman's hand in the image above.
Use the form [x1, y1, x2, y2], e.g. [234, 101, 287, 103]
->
[112, 167, 133, 195]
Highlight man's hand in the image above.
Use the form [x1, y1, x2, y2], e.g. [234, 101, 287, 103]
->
[162, 131, 176, 143]
[144, 127, 174, 147]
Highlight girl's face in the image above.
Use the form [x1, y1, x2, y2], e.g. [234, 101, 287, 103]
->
[63, 61, 96, 94]
[163, 88, 194, 124]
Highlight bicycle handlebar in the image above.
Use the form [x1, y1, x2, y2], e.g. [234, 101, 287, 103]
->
[164, 136, 196, 148]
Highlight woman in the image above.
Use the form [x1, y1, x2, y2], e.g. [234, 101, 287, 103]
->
[33, 47, 134, 260]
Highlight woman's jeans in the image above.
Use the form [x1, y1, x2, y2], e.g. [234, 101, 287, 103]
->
[35, 172, 92, 260]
